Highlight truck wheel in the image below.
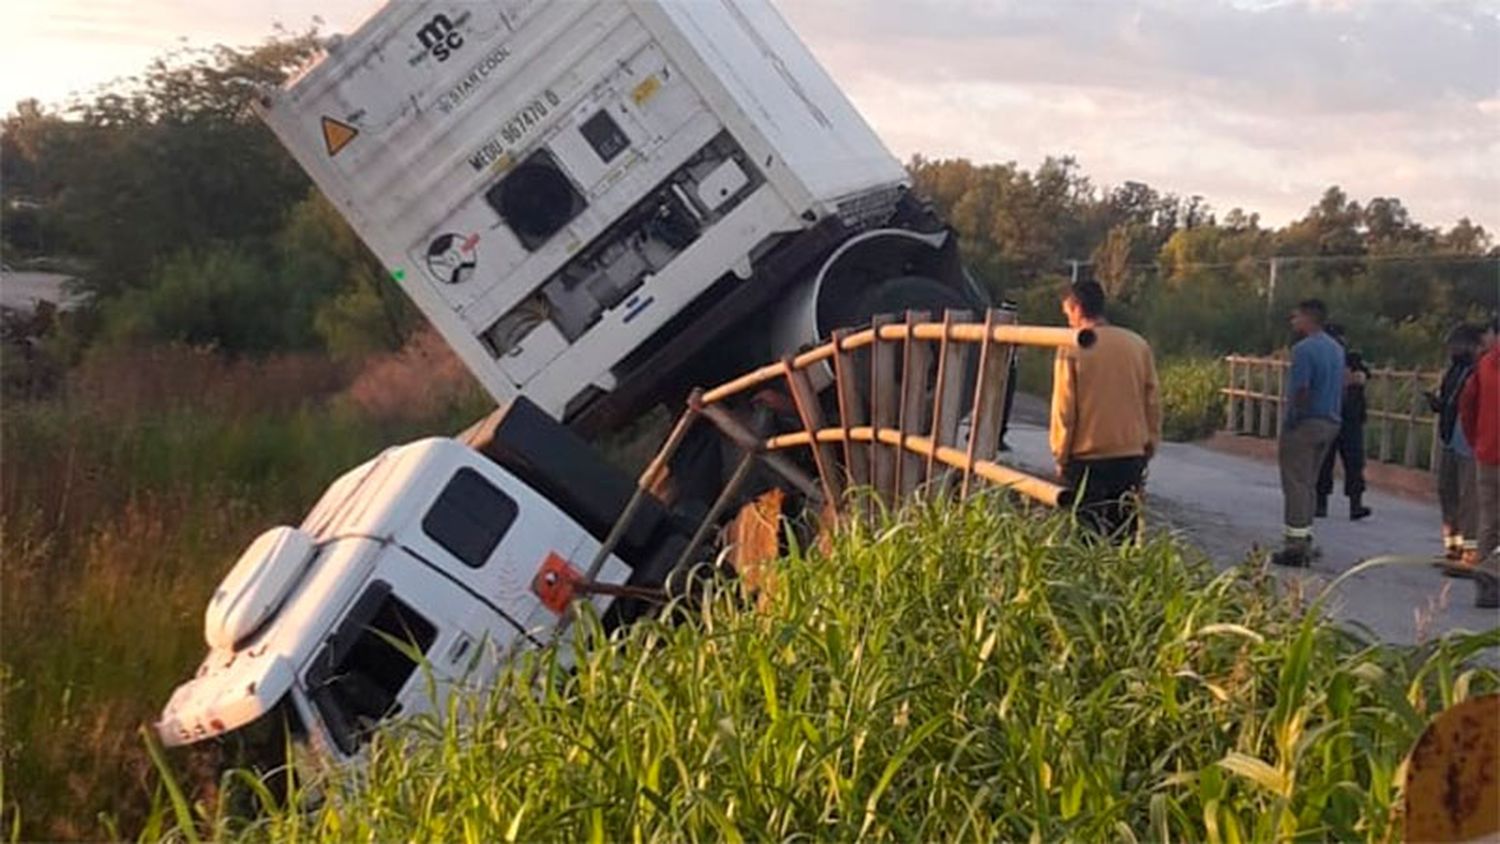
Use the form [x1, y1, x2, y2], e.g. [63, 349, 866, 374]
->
[833, 275, 979, 411]
[848, 275, 973, 326]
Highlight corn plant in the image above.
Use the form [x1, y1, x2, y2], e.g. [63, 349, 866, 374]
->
[149, 495, 1497, 842]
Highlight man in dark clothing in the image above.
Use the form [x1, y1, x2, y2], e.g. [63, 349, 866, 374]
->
[997, 299, 1020, 452]
[1315, 324, 1372, 521]
[1427, 324, 1482, 565]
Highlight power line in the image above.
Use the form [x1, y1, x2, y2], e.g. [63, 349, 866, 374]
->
[1064, 251, 1499, 273]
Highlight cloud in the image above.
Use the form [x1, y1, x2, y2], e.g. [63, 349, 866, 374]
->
[4, 0, 1495, 230]
[781, 0, 1500, 229]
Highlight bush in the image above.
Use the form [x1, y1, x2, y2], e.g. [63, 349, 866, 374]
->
[164, 498, 1496, 841]
[1159, 357, 1226, 442]
[97, 245, 313, 354]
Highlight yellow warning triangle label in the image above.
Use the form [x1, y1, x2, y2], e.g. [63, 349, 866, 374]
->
[321, 116, 358, 157]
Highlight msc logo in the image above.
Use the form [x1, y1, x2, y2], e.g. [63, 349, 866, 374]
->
[411, 12, 469, 64]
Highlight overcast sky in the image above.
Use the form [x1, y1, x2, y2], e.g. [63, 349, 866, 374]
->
[3, 0, 1497, 231]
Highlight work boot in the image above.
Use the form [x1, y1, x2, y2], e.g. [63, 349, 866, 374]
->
[1271, 539, 1312, 568]
[1348, 494, 1371, 521]
[1476, 569, 1499, 609]
[1443, 549, 1480, 579]
[1314, 495, 1328, 518]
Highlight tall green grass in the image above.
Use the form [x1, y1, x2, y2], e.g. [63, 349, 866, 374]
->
[157, 497, 1497, 842]
[1, 343, 488, 840]
[1158, 358, 1227, 442]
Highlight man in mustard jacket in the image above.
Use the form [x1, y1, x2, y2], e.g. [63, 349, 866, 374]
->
[1050, 281, 1161, 542]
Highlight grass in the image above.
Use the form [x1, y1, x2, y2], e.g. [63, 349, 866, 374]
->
[149, 496, 1498, 842]
[1158, 358, 1227, 442]
[1, 341, 489, 841]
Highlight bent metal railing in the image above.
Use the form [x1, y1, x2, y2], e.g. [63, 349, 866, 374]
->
[575, 309, 1096, 594]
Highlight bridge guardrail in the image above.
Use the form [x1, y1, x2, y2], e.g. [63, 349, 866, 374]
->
[1222, 354, 1442, 474]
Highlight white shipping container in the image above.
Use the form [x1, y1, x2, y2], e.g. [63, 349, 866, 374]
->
[259, 0, 908, 418]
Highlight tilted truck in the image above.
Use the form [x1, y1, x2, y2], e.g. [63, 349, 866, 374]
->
[157, 0, 991, 766]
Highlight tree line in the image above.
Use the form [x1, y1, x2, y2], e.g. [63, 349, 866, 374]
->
[1, 32, 416, 387]
[3, 33, 1494, 391]
[909, 157, 1496, 364]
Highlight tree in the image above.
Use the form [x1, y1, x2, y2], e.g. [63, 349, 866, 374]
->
[1091, 223, 1152, 299]
[1440, 218, 1491, 255]
[4, 33, 324, 295]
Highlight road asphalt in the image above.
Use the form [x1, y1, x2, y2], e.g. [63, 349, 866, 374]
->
[1003, 394, 1499, 648]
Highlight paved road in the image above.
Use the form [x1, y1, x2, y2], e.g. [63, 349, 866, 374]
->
[0, 270, 83, 312]
[1004, 396, 1499, 647]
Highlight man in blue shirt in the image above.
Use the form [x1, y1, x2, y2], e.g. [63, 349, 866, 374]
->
[1273, 299, 1345, 567]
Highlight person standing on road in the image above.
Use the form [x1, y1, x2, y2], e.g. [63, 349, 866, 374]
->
[1315, 323, 1373, 521]
[997, 299, 1020, 452]
[1428, 324, 1481, 568]
[1050, 281, 1161, 542]
[1458, 317, 1499, 608]
[1272, 299, 1344, 568]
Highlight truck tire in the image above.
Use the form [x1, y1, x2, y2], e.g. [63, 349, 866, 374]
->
[848, 274, 973, 326]
[833, 275, 980, 410]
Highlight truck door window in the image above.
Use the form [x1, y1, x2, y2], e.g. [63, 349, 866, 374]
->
[305, 581, 436, 755]
[421, 467, 518, 568]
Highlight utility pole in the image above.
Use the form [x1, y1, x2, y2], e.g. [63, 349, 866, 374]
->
[1266, 257, 1279, 312]
[1069, 260, 1080, 283]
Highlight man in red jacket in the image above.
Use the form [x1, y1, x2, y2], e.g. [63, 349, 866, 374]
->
[1459, 317, 1499, 608]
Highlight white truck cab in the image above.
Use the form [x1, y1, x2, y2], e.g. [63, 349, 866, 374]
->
[157, 436, 633, 759]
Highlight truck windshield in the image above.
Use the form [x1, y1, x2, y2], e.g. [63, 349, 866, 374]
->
[304, 580, 436, 755]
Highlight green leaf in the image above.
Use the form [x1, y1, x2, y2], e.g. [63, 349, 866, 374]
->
[1217, 752, 1288, 797]
[861, 715, 946, 836]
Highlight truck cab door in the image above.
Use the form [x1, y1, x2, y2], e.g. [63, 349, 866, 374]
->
[400, 462, 630, 645]
[299, 553, 524, 760]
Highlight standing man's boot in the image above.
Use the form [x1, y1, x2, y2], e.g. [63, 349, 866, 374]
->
[1315, 495, 1329, 518]
[1476, 569, 1499, 609]
[1444, 547, 1480, 578]
[1349, 493, 1372, 521]
[1271, 537, 1312, 568]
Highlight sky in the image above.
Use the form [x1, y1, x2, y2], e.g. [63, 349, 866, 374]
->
[2, 0, 1497, 232]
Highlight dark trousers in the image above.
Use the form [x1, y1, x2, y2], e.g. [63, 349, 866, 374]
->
[998, 356, 1018, 445]
[1316, 418, 1366, 498]
[1063, 455, 1147, 542]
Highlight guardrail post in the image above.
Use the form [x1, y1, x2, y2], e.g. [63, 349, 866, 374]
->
[1428, 372, 1442, 474]
[928, 309, 974, 490]
[1223, 357, 1236, 433]
[783, 357, 844, 510]
[831, 328, 869, 491]
[869, 314, 899, 503]
[1258, 360, 1274, 438]
[1403, 369, 1421, 468]
[962, 309, 1009, 499]
[1378, 368, 1394, 463]
[896, 310, 932, 501]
